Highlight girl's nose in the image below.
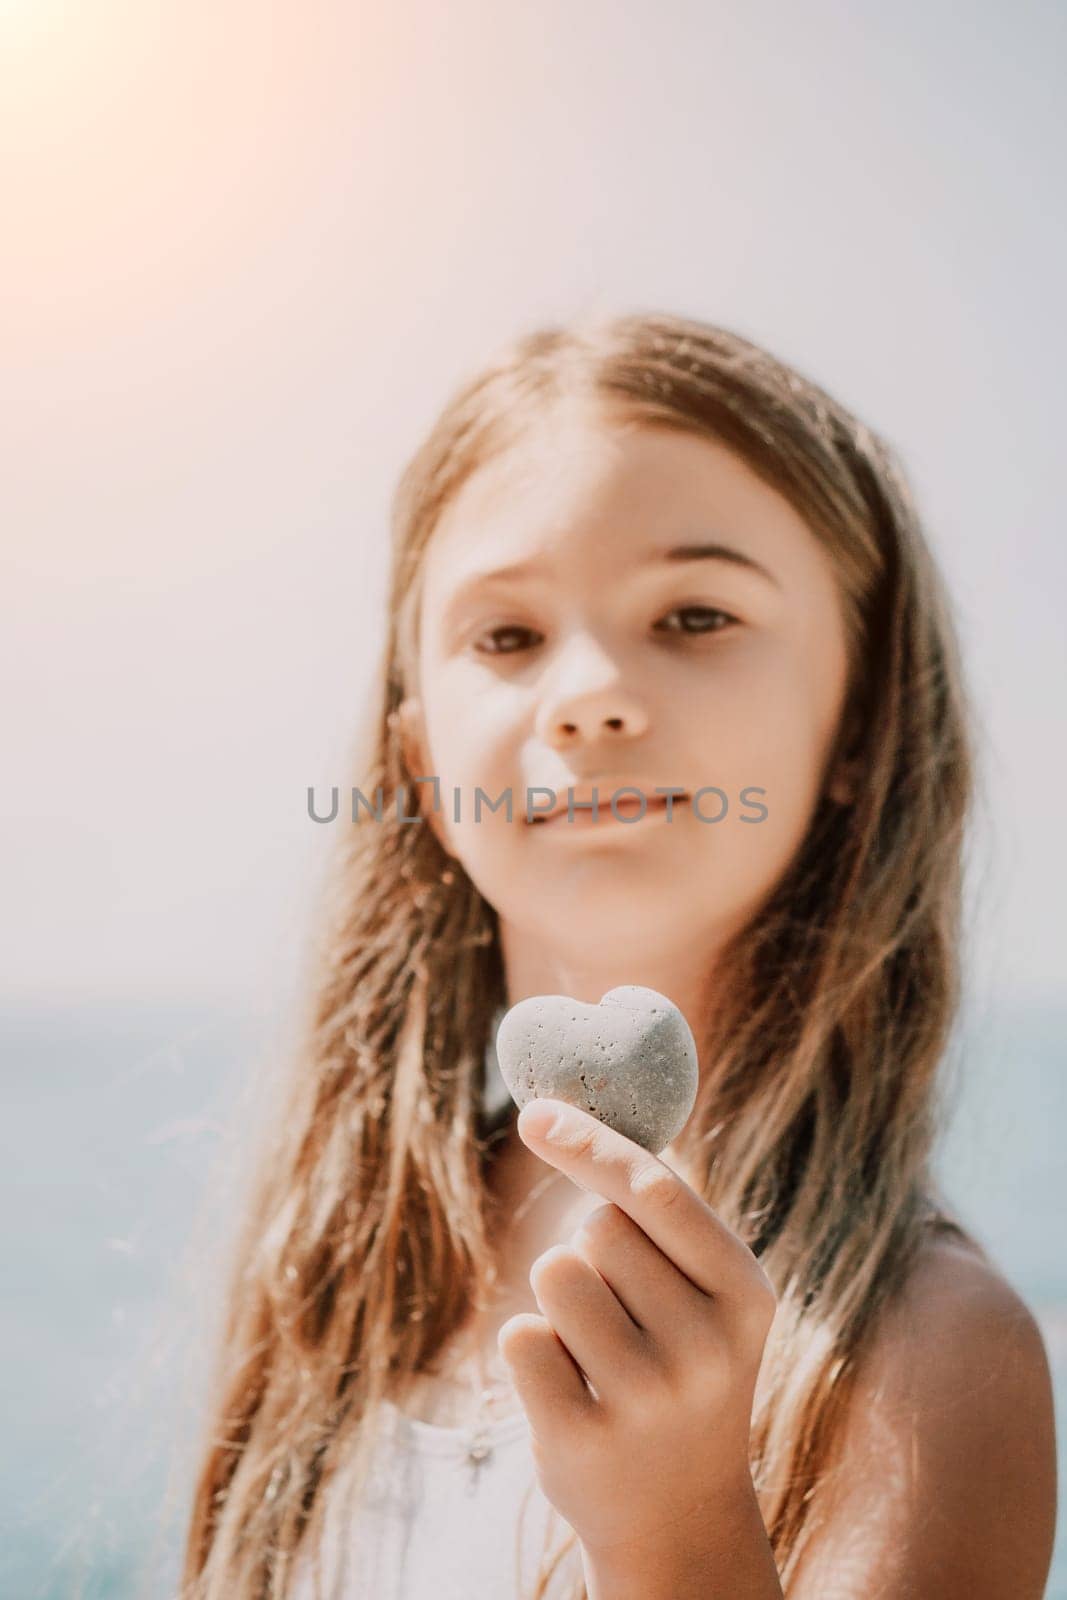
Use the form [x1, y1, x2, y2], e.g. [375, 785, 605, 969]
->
[534, 641, 650, 749]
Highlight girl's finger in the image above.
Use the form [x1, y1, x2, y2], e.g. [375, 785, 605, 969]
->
[518, 1099, 765, 1310]
[497, 1312, 598, 1438]
[570, 1201, 715, 1361]
[528, 1243, 652, 1404]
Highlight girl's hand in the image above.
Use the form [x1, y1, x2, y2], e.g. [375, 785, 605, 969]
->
[497, 1096, 779, 1585]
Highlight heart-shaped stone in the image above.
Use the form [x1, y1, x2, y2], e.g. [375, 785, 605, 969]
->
[494, 985, 699, 1154]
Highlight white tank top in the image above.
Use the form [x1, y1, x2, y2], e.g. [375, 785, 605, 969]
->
[288, 1397, 583, 1599]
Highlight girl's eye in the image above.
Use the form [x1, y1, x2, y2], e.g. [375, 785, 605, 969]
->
[472, 606, 739, 657]
[473, 624, 542, 656]
[653, 604, 738, 637]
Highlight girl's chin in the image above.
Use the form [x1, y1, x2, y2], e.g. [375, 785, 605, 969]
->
[493, 882, 707, 942]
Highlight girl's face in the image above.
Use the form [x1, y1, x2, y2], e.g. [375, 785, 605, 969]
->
[399, 403, 855, 983]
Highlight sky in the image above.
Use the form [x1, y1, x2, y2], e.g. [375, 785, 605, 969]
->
[2, 0, 1065, 1016]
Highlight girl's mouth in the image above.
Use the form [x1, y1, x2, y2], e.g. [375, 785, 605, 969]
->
[530, 793, 689, 829]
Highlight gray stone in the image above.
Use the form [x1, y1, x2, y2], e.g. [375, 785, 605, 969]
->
[494, 985, 699, 1155]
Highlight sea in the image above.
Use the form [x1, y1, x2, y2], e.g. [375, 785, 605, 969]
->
[2, 994, 1064, 1598]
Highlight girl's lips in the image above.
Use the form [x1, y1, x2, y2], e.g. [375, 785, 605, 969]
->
[531, 793, 689, 828]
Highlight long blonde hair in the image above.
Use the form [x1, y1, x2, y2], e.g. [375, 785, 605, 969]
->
[180, 310, 980, 1597]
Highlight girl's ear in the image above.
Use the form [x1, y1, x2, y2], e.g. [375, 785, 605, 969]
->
[391, 695, 424, 778]
[391, 696, 450, 851]
[825, 704, 865, 805]
[826, 757, 863, 806]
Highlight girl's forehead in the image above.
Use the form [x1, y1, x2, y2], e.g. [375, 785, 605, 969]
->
[422, 415, 824, 595]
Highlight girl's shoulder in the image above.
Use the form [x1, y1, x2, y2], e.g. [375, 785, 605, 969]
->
[868, 1217, 1051, 1429]
[903, 1205, 1041, 1346]
[894, 1222, 1043, 1353]
[788, 1224, 1057, 1598]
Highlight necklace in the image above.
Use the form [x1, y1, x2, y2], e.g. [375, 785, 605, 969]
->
[445, 1165, 568, 1489]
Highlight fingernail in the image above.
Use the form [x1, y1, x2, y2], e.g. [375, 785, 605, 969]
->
[519, 1100, 564, 1141]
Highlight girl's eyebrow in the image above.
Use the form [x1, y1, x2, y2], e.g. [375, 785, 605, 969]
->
[656, 540, 781, 588]
[442, 538, 780, 627]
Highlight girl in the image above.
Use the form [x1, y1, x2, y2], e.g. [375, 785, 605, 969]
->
[180, 312, 1056, 1598]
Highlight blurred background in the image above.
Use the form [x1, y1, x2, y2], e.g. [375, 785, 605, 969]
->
[2, 0, 1064, 1594]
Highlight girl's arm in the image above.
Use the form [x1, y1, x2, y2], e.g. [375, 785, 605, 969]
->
[788, 1238, 1057, 1600]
